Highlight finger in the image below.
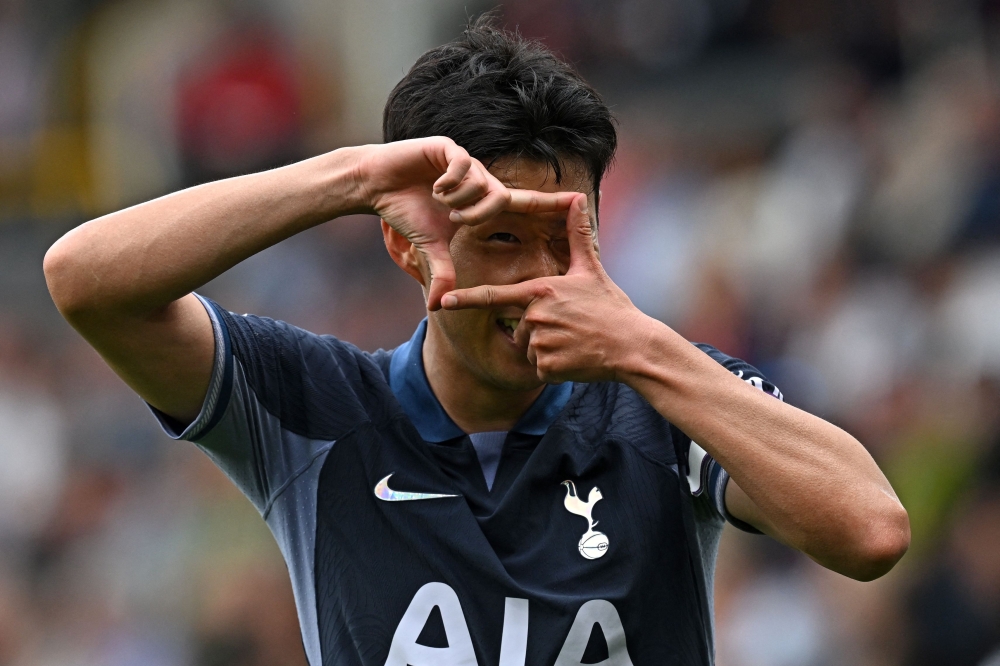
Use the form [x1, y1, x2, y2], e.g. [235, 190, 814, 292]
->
[506, 189, 578, 214]
[448, 187, 510, 225]
[432, 144, 472, 195]
[433, 170, 491, 210]
[440, 280, 543, 311]
[566, 193, 599, 273]
[420, 241, 457, 311]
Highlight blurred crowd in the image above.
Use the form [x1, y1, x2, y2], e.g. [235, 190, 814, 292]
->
[1, 0, 999, 664]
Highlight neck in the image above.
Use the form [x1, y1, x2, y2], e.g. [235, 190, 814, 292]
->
[422, 320, 544, 434]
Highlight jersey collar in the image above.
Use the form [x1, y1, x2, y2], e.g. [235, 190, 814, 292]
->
[388, 319, 573, 443]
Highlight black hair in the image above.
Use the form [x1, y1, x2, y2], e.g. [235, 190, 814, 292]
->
[383, 14, 617, 196]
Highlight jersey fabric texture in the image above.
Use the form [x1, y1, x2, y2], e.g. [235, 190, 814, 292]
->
[150, 295, 782, 666]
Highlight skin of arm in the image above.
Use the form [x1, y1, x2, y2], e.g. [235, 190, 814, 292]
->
[43, 137, 573, 424]
[441, 194, 911, 581]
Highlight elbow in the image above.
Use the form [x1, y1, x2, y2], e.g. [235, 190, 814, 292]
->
[44, 238, 103, 323]
[843, 501, 911, 581]
[44, 240, 83, 319]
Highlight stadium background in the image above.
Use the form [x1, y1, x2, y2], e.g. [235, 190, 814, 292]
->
[1, 0, 1000, 663]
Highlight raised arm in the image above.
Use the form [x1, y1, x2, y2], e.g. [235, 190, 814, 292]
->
[44, 137, 574, 424]
[441, 194, 911, 581]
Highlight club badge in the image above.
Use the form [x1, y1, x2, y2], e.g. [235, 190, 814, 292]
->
[562, 480, 609, 559]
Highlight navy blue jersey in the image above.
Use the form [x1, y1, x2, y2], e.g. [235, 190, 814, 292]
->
[151, 296, 782, 666]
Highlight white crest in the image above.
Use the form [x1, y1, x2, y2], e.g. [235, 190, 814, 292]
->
[562, 481, 609, 559]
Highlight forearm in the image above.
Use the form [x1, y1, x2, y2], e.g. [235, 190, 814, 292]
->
[620, 318, 909, 579]
[44, 147, 369, 319]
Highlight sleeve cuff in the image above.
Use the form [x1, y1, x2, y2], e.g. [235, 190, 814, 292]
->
[147, 294, 234, 441]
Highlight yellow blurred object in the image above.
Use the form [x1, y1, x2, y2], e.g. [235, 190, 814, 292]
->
[29, 124, 97, 217]
[885, 428, 981, 555]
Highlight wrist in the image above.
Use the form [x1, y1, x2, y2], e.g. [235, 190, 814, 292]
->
[612, 312, 662, 382]
[614, 314, 736, 421]
[613, 314, 688, 389]
[307, 145, 377, 219]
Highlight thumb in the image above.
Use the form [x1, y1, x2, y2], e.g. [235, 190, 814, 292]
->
[567, 193, 599, 273]
[419, 240, 457, 311]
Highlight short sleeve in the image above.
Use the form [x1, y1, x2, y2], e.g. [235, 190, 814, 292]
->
[674, 343, 785, 534]
[147, 294, 234, 442]
[148, 295, 375, 514]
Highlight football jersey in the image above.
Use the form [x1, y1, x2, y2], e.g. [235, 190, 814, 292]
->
[151, 295, 782, 666]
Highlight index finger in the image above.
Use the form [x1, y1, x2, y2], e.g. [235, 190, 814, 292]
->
[506, 189, 579, 214]
[440, 280, 544, 311]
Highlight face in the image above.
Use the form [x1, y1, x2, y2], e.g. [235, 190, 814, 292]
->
[429, 158, 598, 391]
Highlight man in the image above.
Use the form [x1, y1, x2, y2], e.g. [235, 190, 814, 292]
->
[44, 18, 909, 666]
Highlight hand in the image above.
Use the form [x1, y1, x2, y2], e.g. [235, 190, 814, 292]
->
[440, 194, 656, 383]
[357, 137, 577, 310]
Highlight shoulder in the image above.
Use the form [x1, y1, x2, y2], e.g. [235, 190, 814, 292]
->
[205, 299, 398, 439]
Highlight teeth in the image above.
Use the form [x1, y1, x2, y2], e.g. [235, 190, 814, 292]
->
[500, 318, 520, 332]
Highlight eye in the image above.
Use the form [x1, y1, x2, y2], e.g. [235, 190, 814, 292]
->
[488, 232, 520, 244]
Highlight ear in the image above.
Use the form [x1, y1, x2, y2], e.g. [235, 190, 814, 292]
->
[381, 220, 429, 289]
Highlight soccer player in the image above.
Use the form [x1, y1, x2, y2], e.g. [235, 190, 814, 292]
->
[43, 18, 909, 666]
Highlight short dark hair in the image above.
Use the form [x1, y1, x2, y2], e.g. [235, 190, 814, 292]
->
[383, 15, 617, 197]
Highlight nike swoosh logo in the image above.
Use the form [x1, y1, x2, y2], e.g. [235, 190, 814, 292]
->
[374, 474, 459, 502]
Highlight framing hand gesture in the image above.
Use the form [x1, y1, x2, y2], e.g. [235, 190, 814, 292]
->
[362, 137, 579, 310]
[440, 194, 652, 383]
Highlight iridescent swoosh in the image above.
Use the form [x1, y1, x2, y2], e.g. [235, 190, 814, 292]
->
[374, 474, 459, 502]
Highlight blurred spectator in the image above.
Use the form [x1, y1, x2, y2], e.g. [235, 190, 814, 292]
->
[718, 553, 833, 666]
[906, 475, 1000, 666]
[862, 51, 996, 264]
[0, 0, 46, 214]
[0, 325, 67, 544]
[783, 272, 928, 418]
[177, 26, 305, 185]
[83, 0, 223, 212]
[937, 253, 1000, 381]
[602, 169, 706, 325]
[741, 121, 866, 309]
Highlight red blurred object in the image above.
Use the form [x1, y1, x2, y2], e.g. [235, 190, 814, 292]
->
[178, 30, 302, 178]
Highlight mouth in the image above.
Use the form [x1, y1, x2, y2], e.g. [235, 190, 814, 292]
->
[496, 316, 520, 341]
